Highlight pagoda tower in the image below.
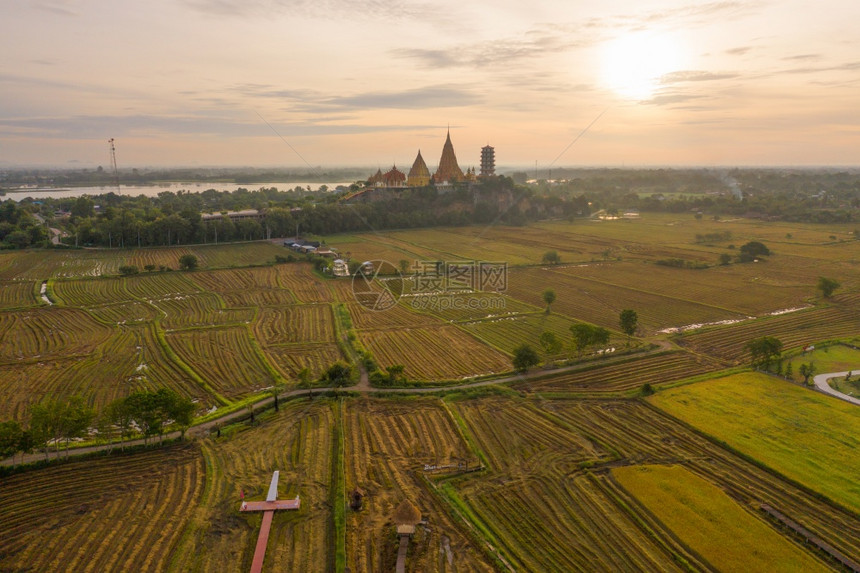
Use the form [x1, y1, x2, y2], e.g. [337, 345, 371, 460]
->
[433, 129, 465, 184]
[480, 145, 495, 177]
[407, 150, 431, 187]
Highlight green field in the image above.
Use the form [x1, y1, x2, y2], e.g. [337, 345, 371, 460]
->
[612, 464, 829, 572]
[783, 343, 860, 381]
[651, 372, 860, 512]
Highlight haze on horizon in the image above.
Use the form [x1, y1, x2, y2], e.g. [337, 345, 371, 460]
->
[2, 0, 859, 169]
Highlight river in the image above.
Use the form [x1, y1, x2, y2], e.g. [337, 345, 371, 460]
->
[2, 181, 353, 201]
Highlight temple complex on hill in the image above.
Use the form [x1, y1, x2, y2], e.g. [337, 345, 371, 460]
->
[343, 130, 494, 202]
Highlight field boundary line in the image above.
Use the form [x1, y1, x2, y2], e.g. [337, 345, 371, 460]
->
[591, 472, 706, 572]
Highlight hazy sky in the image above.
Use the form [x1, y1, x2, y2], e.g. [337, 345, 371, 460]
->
[2, 0, 859, 169]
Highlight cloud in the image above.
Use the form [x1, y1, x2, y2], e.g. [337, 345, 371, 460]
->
[233, 83, 482, 113]
[782, 61, 860, 75]
[782, 54, 822, 61]
[31, 1, 78, 17]
[661, 71, 740, 84]
[179, 0, 433, 21]
[394, 29, 583, 69]
[0, 113, 437, 140]
[726, 46, 753, 56]
[642, 93, 706, 106]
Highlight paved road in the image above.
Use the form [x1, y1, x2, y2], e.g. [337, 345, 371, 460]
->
[813, 371, 860, 406]
[1, 342, 672, 467]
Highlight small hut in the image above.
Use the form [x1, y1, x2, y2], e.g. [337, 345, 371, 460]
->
[393, 499, 421, 536]
[349, 487, 365, 511]
[393, 499, 422, 573]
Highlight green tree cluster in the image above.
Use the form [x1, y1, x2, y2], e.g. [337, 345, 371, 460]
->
[0, 200, 49, 249]
[0, 389, 196, 465]
[745, 336, 783, 370]
[512, 344, 541, 372]
[817, 276, 841, 298]
[570, 323, 610, 357]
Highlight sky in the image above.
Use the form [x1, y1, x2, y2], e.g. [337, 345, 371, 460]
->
[2, 0, 860, 169]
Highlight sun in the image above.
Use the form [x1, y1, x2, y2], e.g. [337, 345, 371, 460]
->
[601, 31, 683, 100]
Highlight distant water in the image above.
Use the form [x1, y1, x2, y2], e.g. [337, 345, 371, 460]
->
[3, 181, 353, 201]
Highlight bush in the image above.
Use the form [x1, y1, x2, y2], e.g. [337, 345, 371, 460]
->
[118, 265, 139, 276]
[178, 254, 198, 270]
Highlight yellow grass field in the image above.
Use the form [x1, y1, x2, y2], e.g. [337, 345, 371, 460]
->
[612, 464, 828, 572]
[650, 372, 860, 512]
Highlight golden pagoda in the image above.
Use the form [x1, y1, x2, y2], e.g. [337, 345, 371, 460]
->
[432, 129, 465, 184]
[407, 150, 431, 187]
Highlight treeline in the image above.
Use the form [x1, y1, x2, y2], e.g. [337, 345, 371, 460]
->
[11, 177, 589, 248]
[0, 200, 49, 249]
[0, 388, 195, 466]
[523, 168, 860, 223]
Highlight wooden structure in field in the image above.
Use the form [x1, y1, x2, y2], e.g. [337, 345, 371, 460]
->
[393, 499, 422, 573]
[240, 471, 300, 573]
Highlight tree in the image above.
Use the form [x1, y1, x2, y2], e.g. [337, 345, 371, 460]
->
[512, 344, 540, 372]
[297, 367, 313, 398]
[591, 326, 610, 349]
[103, 397, 134, 451]
[59, 396, 95, 455]
[321, 362, 353, 387]
[0, 420, 23, 461]
[739, 241, 770, 262]
[386, 364, 406, 385]
[539, 331, 562, 355]
[619, 309, 638, 345]
[542, 289, 556, 314]
[167, 391, 195, 440]
[542, 250, 561, 265]
[571, 323, 606, 358]
[269, 382, 286, 412]
[798, 362, 817, 385]
[817, 276, 841, 298]
[125, 388, 194, 443]
[28, 401, 53, 459]
[718, 253, 732, 266]
[745, 336, 783, 370]
[118, 264, 139, 276]
[570, 323, 591, 357]
[178, 254, 198, 270]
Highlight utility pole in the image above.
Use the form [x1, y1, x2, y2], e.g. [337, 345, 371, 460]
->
[108, 138, 121, 195]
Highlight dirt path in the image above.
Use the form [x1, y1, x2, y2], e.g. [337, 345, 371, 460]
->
[812, 371, 860, 406]
[1, 342, 670, 467]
